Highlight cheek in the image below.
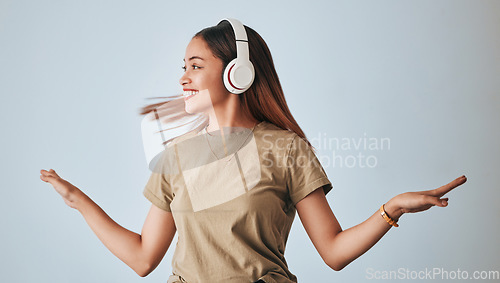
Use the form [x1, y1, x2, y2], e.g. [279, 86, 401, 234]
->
[210, 70, 225, 89]
[194, 71, 222, 90]
[205, 71, 227, 95]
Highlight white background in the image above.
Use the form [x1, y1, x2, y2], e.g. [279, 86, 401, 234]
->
[1, 0, 499, 282]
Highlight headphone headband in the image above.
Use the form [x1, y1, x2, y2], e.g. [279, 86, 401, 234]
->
[218, 18, 255, 94]
[219, 18, 248, 41]
[219, 18, 249, 61]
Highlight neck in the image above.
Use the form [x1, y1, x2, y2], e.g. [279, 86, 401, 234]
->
[205, 97, 258, 134]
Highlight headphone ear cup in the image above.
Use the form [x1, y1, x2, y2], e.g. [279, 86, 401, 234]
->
[223, 59, 237, 94]
[233, 61, 255, 91]
[223, 59, 255, 94]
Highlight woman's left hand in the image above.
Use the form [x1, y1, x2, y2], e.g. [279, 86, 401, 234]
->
[385, 175, 467, 221]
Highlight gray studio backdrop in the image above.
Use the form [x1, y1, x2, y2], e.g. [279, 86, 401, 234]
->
[1, 0, 499, 282]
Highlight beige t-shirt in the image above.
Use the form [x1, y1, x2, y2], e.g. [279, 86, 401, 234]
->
[143, 121, 333, 283]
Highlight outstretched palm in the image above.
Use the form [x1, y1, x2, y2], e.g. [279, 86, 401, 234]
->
[395, 175, 467, 214]
[40, 169, 81, 209]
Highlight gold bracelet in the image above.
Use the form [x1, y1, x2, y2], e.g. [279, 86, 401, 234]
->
[380, 204, 399, 227]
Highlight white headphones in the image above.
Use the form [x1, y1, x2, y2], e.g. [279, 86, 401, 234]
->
[219, 18, 255, 94]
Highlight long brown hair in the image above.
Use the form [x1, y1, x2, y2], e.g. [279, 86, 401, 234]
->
[139, 20, 315, 150]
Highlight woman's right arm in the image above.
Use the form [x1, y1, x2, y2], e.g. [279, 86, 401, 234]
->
[40, 169, 176, 277]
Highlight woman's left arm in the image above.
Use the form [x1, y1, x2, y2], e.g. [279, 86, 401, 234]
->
[295, 175, 467, 271]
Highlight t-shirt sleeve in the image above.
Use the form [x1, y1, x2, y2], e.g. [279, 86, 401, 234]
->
[143, 146, 175, 212]
[286, 135, 333, 206]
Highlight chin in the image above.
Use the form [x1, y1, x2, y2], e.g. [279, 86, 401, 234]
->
[185, 101, 210, 115]
[184, 104, 198, 115]
[184, 93, 214, 114]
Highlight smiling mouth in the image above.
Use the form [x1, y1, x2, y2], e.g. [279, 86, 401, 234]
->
[183, 90, 199, 100]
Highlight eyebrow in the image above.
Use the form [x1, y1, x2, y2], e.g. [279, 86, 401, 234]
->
[183, 56, 205, 62]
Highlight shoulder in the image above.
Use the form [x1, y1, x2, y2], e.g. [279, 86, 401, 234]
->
[256, 121, 296, 139]
[255, 121, 306, 154]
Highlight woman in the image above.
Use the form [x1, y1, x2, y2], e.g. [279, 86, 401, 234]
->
[40, 19, 467, 283]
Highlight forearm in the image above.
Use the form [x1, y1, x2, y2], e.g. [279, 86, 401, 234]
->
[327, 200, 402, 271]
[74, 191, 149, 276]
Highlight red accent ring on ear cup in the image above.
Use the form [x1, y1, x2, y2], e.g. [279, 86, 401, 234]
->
[227, 64, 244, 90]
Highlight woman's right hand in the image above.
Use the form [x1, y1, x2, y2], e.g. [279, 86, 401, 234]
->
[40, 169, 83, 209]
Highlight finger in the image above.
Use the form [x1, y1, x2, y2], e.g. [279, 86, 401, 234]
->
[40, 174, 56, 183]
[40, 168, 62, 182]
[40, 169, 52, 175]
[49, 169, 61, 178]
[40, 170, 54, 178]
[40, 169, 60, 178]
[424, 195, 449, 207]
[430, 175, 467, 197]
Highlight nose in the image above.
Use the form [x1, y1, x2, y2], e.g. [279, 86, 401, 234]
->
[179, 71, 191, 86]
